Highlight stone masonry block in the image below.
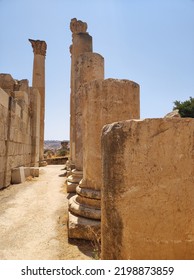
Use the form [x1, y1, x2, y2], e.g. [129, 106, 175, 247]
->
[0, 74, 15, 93]
[24, 167, 31, 178]
[30, 167, 39, 177]
[11, 167, 25, 184]
[14, 91, 29, 111]
[101, 118, 194, 260]
[0, 172, 4, 189]
[0, 141, 6, 156]
[0, 88, 9, 108]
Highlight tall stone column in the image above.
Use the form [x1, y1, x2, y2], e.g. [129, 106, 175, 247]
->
[68, 79, 140, 240]
[67, 18, 93, 191]
[29, 39, 47, 165]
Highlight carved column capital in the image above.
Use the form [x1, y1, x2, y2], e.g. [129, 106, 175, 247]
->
[70, 18, 87, 34]
[29, 39, 47, 56]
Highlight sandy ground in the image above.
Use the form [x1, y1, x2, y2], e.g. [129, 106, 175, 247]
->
[0, 165, 93, 260]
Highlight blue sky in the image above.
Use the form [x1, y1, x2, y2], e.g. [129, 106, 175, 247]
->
[0, 0, 194, 140]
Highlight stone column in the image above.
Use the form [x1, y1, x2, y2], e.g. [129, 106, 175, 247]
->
[30, 87, 41, 167]
[101, 118, 194, 259]
[67, 18, 93, 191]
[68, 78, 140, 240]
[69, 18, 92, 165]
[67, 52, 104, 192]
[29, 39, 47, 165]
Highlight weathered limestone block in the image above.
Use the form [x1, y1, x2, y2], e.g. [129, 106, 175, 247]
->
[70, 18, 87, 34]
[14, 91, 29, 111]
[75, 52, 104, 91]
[11, 166, 25, 184]
[15, 102, 22, 118]
[0, 88, 9, 109]
[30, 167, 39, 177]
[68, 212, 100, 241]
[15, 79, 29, 92]
[68, 78, 140, 240]
[164, 109, 181, 118]
[24, 167, 31, 178]
[0, 74, 15, 94]
[0, 141, 6, 157]
[101, 118, 194, 260]
[0, 172, 4, 189]
[0, 157, 5, 172]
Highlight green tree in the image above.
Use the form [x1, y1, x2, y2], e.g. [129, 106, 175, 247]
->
[173, 97, 194, 118]
[56, 148, 68, 157]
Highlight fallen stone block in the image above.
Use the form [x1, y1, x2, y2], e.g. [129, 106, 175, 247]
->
[11, 167, 25, 184]
[24, 167, 30, 178]
[30, 167, 39, 177]
[68, 212, 100, 241]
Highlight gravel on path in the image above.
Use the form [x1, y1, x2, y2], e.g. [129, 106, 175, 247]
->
[0, 165, 93, 260]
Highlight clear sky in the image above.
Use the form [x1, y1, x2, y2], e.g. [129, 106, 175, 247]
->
[0, 0, 194, 140]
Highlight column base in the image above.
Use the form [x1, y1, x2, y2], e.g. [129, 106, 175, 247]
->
[69, 194, 101, 220]
[68, 212, 100, 240]
[65, 160, 75, 173]
[39, 160, 47, 167]
[66, 181, 79, 193]
[68, 183, 101, 240]
[66, 169, 83, 193]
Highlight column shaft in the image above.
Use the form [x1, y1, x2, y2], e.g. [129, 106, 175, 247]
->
[29, 39, 47, 164]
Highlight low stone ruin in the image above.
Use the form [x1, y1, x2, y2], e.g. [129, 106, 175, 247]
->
[66, 18, 194, 259]
[0, 74, 40, 188]
[101, 118, 194, 259]
[66, 18, 140, 240]
[0, 39, 46, 188]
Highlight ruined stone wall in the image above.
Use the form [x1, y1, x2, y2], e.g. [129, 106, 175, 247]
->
[101, 118, 194, 259]
[0, 74, 40, 188]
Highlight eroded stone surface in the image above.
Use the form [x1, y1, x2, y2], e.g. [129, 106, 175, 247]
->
[101, 118, 194, 260]
[68, 212, 100, 241]
[164, 109, 181, 118]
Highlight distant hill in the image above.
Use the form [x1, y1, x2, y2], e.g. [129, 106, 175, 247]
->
[44, 140, 62, 150]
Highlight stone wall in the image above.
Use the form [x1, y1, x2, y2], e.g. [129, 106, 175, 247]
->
[101, 118, 194, 259]
[0, 88, 9, 188]
[0, 74, 40, 188]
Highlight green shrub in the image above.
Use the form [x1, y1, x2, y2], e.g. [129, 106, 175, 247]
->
[173, 97, 194, 118]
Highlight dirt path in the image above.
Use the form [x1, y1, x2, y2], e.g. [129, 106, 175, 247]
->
[0, 165, 93, 260]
